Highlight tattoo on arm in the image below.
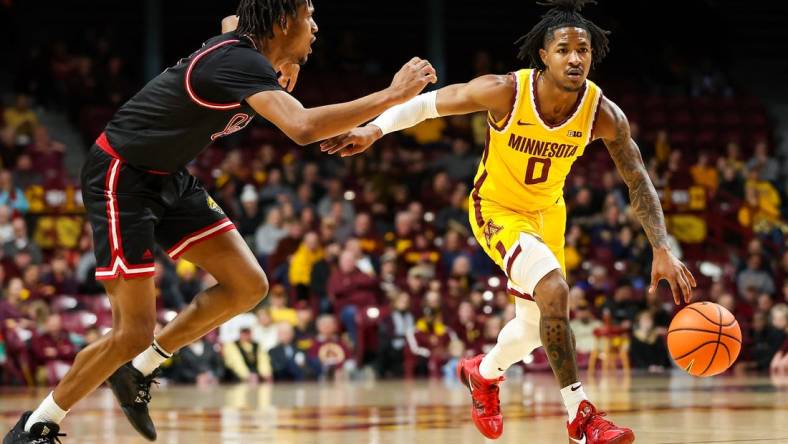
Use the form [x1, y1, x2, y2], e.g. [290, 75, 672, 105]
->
[540, 316, 579, 388]
[605, 119, 669, 249]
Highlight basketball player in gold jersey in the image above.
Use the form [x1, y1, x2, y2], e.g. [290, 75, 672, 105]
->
[321, 1, 696, 442]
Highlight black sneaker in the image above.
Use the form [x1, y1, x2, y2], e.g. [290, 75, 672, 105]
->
[107, 363, 159, 441]
[3, 412, 66, 444]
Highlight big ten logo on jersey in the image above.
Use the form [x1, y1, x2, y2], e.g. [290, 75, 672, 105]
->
[207, 196, 225, 214]
[211, 113, 252, 141]
[567, 130, 583, 138]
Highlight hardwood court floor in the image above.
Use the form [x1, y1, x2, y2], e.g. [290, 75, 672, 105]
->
[2, 373, 788, 443]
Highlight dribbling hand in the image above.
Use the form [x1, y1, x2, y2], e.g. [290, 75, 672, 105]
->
[389, 57, 438, 103]
[649, 248, 697, 305]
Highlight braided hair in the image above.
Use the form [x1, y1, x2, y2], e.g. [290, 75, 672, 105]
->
[515, 0, 610, 70]
[236, 0, 310, 41]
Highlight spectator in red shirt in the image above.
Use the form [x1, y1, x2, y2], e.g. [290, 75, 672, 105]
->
[351, 212, 383, 257]
[307, 314, 352, 379]
[453, 301, 483, 356]
[31, 314, 77, 384]
[404, 265, 431, 312]
[328, 250, 379, 348]
[402, 232, 440, 270]
[478, 315, 503, 356]
[28, 126, 65, 182]
[0, 277, 27, 325]
[413, 307, 451, 377]
[390, 211, 416, 256]
[420, 171, 452, 212]
[21, 264, 49, 301]
[344, 238, 376, 276]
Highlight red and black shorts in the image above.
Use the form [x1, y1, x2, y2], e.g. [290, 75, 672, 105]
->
[81, 137, 236, 281]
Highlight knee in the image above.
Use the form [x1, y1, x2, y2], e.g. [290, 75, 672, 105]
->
[533, 271, 569, 317]
[111, 328, 155, 361]
[230, 266, 270, 311]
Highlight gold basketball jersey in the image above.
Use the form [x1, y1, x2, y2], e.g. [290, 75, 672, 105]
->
[471, 69, 602, 217]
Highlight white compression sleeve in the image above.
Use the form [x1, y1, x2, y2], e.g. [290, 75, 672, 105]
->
[369, 90, 440, 135]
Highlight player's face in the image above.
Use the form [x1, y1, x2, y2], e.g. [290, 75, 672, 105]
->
[540, 27, 593, 92]
[286, 3, 318, 65]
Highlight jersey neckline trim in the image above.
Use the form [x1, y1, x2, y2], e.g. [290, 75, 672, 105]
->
[529, 69, 589, 132]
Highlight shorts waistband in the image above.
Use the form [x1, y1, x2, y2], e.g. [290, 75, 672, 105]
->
[95, 132, 170, 175]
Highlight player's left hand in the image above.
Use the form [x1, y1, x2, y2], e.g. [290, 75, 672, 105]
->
[320, 125, 383, 157]
[278, 63, 301, 93]
[649, 248, 697, 305]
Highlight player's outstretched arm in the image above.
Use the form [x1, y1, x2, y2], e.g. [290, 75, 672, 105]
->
[320, 74, 515, 156]
[246, 58, 437, 146]
[595, 97, 697, 304]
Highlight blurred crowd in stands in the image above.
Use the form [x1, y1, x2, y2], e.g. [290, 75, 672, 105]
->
[0, 33, 787, 387]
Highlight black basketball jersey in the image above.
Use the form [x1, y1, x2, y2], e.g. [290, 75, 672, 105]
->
[101, 33, 282, 173]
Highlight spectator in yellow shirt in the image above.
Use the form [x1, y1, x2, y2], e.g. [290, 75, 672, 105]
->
[690, 151, 718, 193]
[269, 285, 298, 326]
[3, 95, 38, 144]
[223, 327, 272, 383]
[654, 130, 671, 165]
[288, 231, 324, 301]
[738, 184, 780, 230]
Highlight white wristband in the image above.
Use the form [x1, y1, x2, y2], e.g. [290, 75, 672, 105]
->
[370, 91, 441, 135]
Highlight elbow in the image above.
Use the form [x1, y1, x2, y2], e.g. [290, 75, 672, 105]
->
[290, 124, 318, 146]
[290, 128, 317, 146]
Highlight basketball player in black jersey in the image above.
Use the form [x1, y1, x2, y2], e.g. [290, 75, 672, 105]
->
[3, 1, 436, 442]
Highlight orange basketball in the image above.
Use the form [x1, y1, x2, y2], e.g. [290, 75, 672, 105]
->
[667, 302, 741, 377]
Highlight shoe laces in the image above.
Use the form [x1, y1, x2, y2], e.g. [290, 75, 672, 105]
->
[585, 410, 618, 434]
[472, 381, 502, 416]
[30, 431, 66, 444]
[136, 371, 160, 404]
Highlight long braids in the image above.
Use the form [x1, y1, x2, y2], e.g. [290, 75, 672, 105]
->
[515, 0, 610, 70]
[236, 0, 308, 42]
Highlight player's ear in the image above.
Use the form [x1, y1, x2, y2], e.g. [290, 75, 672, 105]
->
[539, 48, 548, 68]
[280, 16, 288, 34]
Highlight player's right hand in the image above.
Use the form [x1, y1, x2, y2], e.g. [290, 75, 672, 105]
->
[389, 57, 438, 103]
[320, 125, 382, 157]
[650, 248, 697, 305]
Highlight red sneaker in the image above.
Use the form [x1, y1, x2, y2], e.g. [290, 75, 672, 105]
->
[566, 400, 635, 444]
[457, 354, 505, 439]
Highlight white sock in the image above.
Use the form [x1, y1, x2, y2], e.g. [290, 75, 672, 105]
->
[25, 392, 69, 432]
[561, 382, 589, 422]
[479, 304, 542, 380]
[132, 339, 173, 376]
[479, 347, 509, 380]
